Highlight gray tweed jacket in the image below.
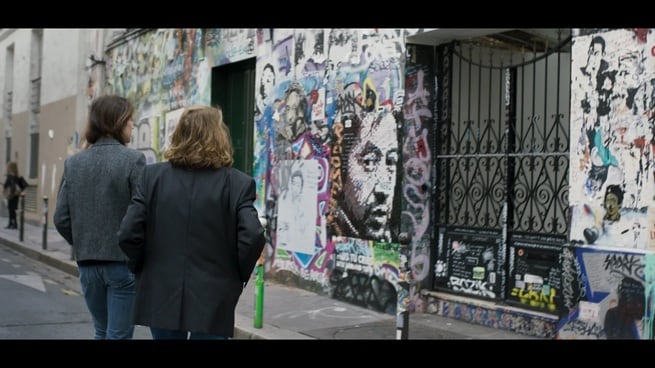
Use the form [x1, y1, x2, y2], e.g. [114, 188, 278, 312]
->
[54, 137, 146, 262]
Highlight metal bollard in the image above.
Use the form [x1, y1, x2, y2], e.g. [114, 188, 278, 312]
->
[254, 217, 267, 329]
[396, 232, 412, 340]
[18, 194, 25, 242]
[42, 196, 48, 250]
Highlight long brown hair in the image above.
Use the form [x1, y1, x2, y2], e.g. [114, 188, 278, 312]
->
[164, 105, 234, 169]
[84, 95, 134, 145]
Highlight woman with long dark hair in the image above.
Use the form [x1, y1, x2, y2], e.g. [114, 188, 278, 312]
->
[54, 95, 146, 339]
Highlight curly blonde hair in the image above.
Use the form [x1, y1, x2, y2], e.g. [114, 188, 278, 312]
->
[164, 105, 234, 169]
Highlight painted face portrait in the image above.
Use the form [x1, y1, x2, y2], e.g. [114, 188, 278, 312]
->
[603, 185, 623, 222]
[618, 52, 642, 91]
[290, 172, 303, 201]
[342, 112, 398, 241]
[281, 86, 307, 141]
[260, 65, 275, 100]
[585, 41, 604, 74]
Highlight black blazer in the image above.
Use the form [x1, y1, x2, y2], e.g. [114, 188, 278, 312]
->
[118, 162, 265, 337]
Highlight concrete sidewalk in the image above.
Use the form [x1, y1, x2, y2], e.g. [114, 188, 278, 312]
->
[0, 217, 540, 340]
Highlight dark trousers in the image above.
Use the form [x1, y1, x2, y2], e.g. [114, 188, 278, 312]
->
[150, 327, 226, 340]
[7, 197, 18, 227]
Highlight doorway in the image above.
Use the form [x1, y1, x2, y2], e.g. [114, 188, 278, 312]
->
[211, 57, 256, 175]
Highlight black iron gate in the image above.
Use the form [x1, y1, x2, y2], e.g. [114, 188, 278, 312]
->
[433, 32, 572, 313]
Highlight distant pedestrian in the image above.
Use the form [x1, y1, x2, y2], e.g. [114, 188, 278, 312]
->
[118, 105, 265, 340]
[3, 161, 28, 229]
[54, 95, 145, 339]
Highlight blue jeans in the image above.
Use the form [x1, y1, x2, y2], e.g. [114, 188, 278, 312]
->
[150, 327, 226, 340]
[78, 262, 135, 339]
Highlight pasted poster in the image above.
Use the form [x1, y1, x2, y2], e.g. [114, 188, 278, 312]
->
[276, 159, 319, 255]
[205, 29, 256, 67]
[331, 236, 399, 313]
[441, 227, 502, 300]
[163, 107, 185, 153]
[333, 236, 399, 280]
[129, 115, 158, 165]
[507, 236, 563, 315]
[334, 237, 373, 274]
[569, 29, 655, 249]
[294, 29, 326, 79]
[557, 247, 654, 339]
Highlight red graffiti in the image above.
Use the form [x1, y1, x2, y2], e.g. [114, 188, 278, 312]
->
[652, 45, 655, 57]
[309, 89, 319, 104]
[633, 28, 648, 43]
[416, 136, 427, 157]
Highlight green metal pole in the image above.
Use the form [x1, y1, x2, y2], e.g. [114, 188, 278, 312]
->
[254, 217, 267, 329]
[254, 262, 264, 328]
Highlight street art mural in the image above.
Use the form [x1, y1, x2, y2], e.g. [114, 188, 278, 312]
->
[400, 44, 435, 313]
[252, 29, 410, 299]
[569, 29, 655, 249]
[557, 246, 655, 339]
[331, 236, 399, 313]
[98, 26, 655, 334]
[106, 27, 438, 315]
[330, 105, 399, 242]
[205, 29, 256, 67]
[106, 29, 208, 162]
[294, 29, 327, 80]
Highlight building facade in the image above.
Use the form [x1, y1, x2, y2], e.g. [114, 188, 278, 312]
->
[0, 29, 120, 226]
[3, 28, 654, 339]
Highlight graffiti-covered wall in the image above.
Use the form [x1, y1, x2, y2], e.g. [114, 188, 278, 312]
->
[557, 247, 655, 339]
[206, 29, 256, 67]
[570, 29, 655, 249]
[253, 29, 414, 308]
[566, 29, 655, 338]
[105, 28, 426, 314]
[106, 29, 210, 164]
[399, 44, 435, 313]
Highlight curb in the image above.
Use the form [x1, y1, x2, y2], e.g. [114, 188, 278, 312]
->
[0, 236, 79, 277]
[233, 314, 315, 340]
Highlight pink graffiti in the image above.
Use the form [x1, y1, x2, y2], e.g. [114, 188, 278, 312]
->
[401, 207, 429, 243]
[404, 69, 432, 130]
[404, 158, 430, 187]
[400, 67, 433, 284]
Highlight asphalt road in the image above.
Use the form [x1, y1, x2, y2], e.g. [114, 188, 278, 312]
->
[0, 243, 150, 339]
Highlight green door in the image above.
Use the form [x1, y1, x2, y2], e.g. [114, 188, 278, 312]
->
[211, 57, 255, 175]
